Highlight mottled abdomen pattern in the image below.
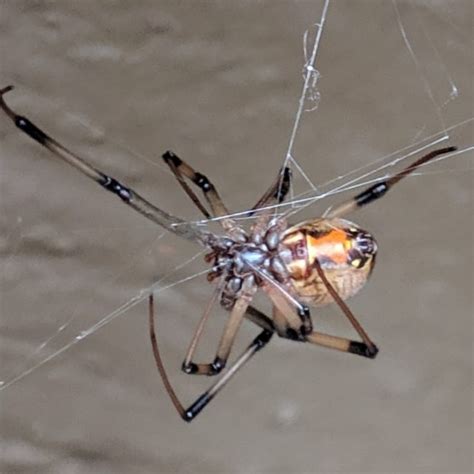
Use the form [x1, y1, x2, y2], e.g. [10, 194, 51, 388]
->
[280, 218, 377, 306]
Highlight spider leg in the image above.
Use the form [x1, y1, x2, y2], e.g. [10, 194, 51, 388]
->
[327, 147, 456, 218]
[264, 260, 378, 358]
[162, 150, 228, 219]
[264, 283, 313, 339]
[162, 151, 211, 219]
[0, 86, 209, 245]
[268, 302, 306, 340]
[163, 150, 292, 243]
[305, 331, 377, 358]
[181, 286, 277, 377]
[243, 305, 275, 332]
[149, 294, 273, 422]
[148, 294, 187, 419]
[180, 281, 222, 374]
[311, 257, 378, 357]
[162, 150, 246, 240]
[270, 296, 377, 359]
[248, 169, 292, 245]
[182, 284, 255, 376]
[249, 166, 292, 214]
[183, 328, 273, 421]
[163, 151, 291, 219]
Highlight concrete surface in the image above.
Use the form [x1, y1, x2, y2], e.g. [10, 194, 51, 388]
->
[1, 1, 472, 473]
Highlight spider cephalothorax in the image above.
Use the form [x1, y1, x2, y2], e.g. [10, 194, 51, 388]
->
[206, 219, 292, 310]
[0, 85, 456, 422]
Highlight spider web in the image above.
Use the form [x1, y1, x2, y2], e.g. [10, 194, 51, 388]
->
[1, 0, 472, 396]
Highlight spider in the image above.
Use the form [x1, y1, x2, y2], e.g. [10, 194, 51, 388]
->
[0, 85, 456, 422]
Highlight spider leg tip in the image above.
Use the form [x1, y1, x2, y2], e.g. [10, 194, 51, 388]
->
[348, 341, 379, 359]
[162, 150, 181, 166]
[0, 85, 14, 96]
[434, 145, 457, 156]
[0, 85, 17, 120]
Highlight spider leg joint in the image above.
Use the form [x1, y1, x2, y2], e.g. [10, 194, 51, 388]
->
[162, 150, 181, 166]
[348, 341, 379, 359]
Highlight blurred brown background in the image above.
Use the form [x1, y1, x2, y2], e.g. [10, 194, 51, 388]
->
[1, 1, 472, 473]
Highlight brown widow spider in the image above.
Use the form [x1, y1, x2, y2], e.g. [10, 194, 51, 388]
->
[0, 85, 456, 422]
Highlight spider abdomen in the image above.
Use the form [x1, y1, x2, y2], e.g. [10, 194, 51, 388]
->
[280, 218, 377, 306]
